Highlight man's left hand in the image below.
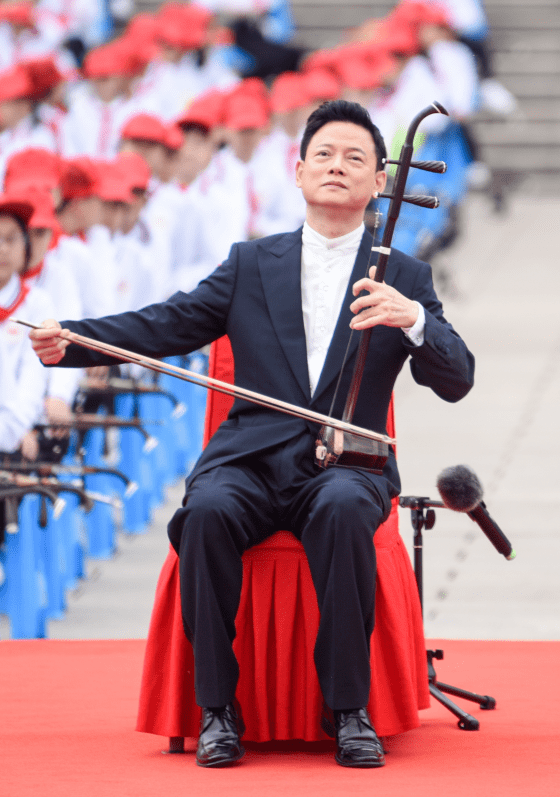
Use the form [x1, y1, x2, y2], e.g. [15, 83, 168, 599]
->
[349, 266, 419, 331]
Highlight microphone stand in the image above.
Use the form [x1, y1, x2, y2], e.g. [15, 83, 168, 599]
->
[399, 496, 496, 730]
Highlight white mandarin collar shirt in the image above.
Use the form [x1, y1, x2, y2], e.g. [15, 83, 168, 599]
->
[300, 221, 425, 396]
[301, 221, 366, 396]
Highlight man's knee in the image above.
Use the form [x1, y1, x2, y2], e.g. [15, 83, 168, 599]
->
[313, 472, 387, 524]
[168, 479, 247, 555]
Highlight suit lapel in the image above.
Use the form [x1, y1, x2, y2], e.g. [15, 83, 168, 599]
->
[257, 229, 311, 402]
[312, 228, 374, 405]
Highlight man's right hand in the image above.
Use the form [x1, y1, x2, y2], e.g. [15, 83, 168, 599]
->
[29, 319, 71, 365]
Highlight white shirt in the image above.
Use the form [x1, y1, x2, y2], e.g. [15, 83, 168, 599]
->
[0, 276, 53, 451]
[140, 179, 186, 302]
[48, 234, 115, 319]
[168, 183, 227, 296]
[25, 252, 84, 404]
[112, 231, 158, 312]
[300, 222, 425, 395]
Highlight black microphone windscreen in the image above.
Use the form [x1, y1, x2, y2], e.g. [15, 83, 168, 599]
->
[436, 465, 483, 512]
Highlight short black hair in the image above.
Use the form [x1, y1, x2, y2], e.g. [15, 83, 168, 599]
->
[300, 100, 386, 171]
[178, 121, 211, 137]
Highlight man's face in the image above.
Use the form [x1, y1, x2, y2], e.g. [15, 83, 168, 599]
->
[295, 121, 386, 214]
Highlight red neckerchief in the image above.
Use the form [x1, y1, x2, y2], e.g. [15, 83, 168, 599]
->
[22, 260, 44, 281]
[0, 278, 30, 323]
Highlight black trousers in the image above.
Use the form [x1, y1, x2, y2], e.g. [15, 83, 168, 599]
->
[167, 432, 393, 710]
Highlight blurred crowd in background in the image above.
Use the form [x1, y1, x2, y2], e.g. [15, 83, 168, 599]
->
[0, 0, 516, 467]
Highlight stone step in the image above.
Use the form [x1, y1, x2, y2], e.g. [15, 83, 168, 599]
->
[495, 51, 560, 74]
[479, 144, 560, 171]
[484, 0, 559, 6]
[505, 97, 560, 121]
[293, 2, 560, 32]
[294, 7, 392, 31]
[486, 6, 560, 30]
[500, 74, 560, 98]
[491, 29, 560, 53]
[475, 120, 560, 146]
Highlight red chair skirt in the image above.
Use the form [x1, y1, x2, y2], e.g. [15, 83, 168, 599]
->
[136, 508, 429, 741]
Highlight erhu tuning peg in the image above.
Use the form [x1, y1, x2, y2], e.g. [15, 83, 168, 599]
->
[383, 159, 447, 174]
[411, 160, 447, 174]
[375, 192, 440, 209]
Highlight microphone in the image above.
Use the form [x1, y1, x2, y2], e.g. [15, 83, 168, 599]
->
[436, 465, 516, 560]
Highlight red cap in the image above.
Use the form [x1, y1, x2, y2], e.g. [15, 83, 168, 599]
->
[270, 72, 310, 114]
[159, 2, 212, 30]
[28, 190, 59, 230]
[390, 1, 451, 30]
[156, 2, 212, 50]
[301, 48, 339, 74]
[83, 41, 133, 79]
[120, 113, 168, 145]
[95, 161, 134, 203]
[23, 57, 64, 101]
[0, 63, 34, 102]
[4, 148, 62, 192]
[124, 12, 160, 45]
[111, 31, 160, 77]
[176, 89, 226, 131]
[230, 77, 268, 103]
[164, 123, 184, 151]
[116, 152, 151, 191]
[0, 2, 35, 29]
[224, 92, 269, 131]
[374, 18, 420, 56]
[303, 68, 341, 102]
[334, 46, 397, 90]
[59, 158, 99, 201]
[0, 192, 34, 226]
[5, 186, 60, 230]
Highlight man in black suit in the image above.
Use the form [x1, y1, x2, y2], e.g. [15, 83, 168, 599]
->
[31, 100, 474, 769]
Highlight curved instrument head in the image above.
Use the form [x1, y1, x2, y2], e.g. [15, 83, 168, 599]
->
[431, 101, 449, 116]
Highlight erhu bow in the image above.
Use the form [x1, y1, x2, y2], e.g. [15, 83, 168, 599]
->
[315, 101, 449, 474]
[14, 103, 448, 463]
[12, 319, 395, 448]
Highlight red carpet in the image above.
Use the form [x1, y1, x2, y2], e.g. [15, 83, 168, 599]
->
[1, 639, 559, 797]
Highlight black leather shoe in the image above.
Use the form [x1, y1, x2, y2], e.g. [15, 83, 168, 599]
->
[333, 708, 386, 768]
[196, 701, 246, 767]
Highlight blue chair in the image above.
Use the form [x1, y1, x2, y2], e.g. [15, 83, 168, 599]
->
[0, 494, 48, 638]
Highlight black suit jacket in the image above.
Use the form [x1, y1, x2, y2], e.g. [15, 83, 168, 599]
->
[60, 228, 474, 497]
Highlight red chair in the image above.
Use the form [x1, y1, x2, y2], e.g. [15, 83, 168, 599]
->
[137, 337, 429, 743]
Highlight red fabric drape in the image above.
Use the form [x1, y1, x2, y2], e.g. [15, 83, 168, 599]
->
[137, 337, 429, 741]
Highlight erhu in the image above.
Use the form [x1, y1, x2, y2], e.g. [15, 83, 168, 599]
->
[315, 101, 449, 474]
